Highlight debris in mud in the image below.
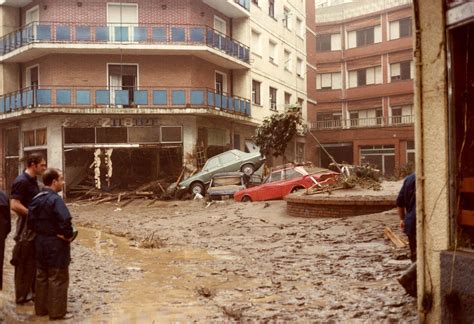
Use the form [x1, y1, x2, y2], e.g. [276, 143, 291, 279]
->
[138, 232, 165, 249]
[196, 286, 213, 298]
[384, 227, 408, 248]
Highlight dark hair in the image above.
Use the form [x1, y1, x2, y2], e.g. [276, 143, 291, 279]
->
[43, 168, 61, 186]
[26, 153, 45, 167]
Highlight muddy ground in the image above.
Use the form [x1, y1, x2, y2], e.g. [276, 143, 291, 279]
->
[1, 181, 417, 322]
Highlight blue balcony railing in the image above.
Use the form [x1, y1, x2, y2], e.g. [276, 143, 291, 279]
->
[0, 86, 251, 117]
[0, 22, 250, 64]
[234, 0, 250, 10]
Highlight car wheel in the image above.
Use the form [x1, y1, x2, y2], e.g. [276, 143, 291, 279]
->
[241, 164, 255, 176]
[241, 195, 252, 202]
[190, 182, 205, 195]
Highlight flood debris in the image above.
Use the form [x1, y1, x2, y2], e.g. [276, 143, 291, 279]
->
[138, 231, 165, 249]
[196, 286, 213, 298]
[384, 227, 408, 248]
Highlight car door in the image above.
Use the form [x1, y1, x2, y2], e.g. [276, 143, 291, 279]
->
[258, 170, 284, 200]
[202, 156, 222, 183]
[219, 151, 241, 172]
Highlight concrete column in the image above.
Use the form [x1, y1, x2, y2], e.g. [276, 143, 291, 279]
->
[181, 116, 197, 165]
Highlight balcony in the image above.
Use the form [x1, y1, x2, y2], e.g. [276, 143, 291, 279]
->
[0, 22, 250, 69]
[0, 86, 251, 118]
[310, 115, 415, 130]
[202, 0, 250, 18]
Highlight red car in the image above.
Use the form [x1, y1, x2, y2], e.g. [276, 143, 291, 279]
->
[234, 166, 339, 202]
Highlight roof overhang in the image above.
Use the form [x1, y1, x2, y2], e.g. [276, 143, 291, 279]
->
[202, 0, 250, 18]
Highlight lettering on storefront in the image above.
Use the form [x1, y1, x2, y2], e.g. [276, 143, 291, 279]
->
[63, 117, 161, 128]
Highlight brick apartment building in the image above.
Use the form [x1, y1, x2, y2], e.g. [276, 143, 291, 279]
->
[0, 0, 308, 194]
[307, 0, 414, 177]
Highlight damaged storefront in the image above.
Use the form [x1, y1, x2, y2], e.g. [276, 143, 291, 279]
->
[1, 114, 257, 196]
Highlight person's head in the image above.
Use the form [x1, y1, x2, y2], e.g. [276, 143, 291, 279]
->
[42, 168, 64, 193]
[26, 153, 47, 176]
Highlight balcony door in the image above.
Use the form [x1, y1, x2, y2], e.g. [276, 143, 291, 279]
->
[108, 64, 138, 107]
[25, 6, 39, 40]
[213, 16, 226, 49]
[107, 3, 138, 42]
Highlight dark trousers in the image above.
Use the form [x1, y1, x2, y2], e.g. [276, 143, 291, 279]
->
[35, 266, 69, 319]
[0, 232, 6, 290]
[14, 248, 36, 303]
[408, 234, 416, 262]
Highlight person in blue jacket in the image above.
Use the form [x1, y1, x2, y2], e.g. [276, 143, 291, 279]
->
[28, 168, 74, 320]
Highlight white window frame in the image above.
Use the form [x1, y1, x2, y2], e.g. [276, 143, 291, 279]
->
[25, 64, 40, 88]
[106, 3, 139, 42]
[215, 70, 228, 93]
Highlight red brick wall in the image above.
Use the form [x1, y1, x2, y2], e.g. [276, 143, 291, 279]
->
[286, 194, 396, 218]
[21, 54, 230, 90]
[22, 0, 231, 34]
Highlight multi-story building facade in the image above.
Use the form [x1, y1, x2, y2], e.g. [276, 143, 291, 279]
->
[307, 0, 414, 177]
[0, 0, 307, 193]
[249, 0, 308, 164]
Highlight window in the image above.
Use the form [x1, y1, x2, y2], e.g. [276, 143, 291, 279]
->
[316, 72, 342, 90]
[316, 34, 331, 51]
[269, 40, 277, 63]
[269, 0, 275, 18]
[348, 66, 382, 87]
[23, 128, 47, 147]
[390, 17, 412, 40]
[269, 87, 277, 110]
[296, 17, 303, 37]
[251, 30, 261, 54]
[390, 61, 412, 81]
[348, 26, 381, 48]
[284, 92, 291, 106]
[317, 112, 342, 129]
[296, 57, 304, 77]
[252, 80, 261, 105]
[284, 50, 291, 71]
[390, 105, 413, 124]
[316, 33, 341, 51]
[283, 7, 291, 29]
[349, 109, 381, 127]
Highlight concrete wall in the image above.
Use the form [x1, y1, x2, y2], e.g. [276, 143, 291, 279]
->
[0, 6, 21, 95]
[414, 0, 450, 321]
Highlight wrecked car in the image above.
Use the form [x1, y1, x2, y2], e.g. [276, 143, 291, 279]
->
[206, 172, 246, 200]
[234, 166, 339, 202]
[178, 149, 265, 195]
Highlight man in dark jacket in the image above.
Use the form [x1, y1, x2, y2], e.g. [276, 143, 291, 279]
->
[0, 191, 11, 290]
[28, 168, 74, 320]
[396, 173, 417, 297]
[10, 153, 46, 304]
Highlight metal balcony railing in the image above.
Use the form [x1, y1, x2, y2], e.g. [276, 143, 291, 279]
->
[310, 115, 415, 130]
[0, 22, 250, 63]
[234, 0, 250, 10]
[0, 86, 251, 117]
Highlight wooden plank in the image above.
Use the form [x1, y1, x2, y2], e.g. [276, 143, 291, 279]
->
[460, 178, 474, 193]
[460, 210, 474, 227]
[384, 227, 407, 248]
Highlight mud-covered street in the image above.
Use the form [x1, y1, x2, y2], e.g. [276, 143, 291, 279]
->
[1, 183, 417, 322]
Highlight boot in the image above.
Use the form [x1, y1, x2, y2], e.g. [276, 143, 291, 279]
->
[397, 262, 417, 297]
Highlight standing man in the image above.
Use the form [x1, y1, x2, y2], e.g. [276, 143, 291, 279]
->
[28, 168, 74, 320]
[0, 190, 11, 290]
[10, 153, 47, 303]
[396, 172, 417, 297]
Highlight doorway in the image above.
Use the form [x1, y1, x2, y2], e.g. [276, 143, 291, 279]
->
[108, 64, 138, 107]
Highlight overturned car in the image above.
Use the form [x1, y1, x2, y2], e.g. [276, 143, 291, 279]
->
[178, 149, 266, 196]
[206, 172, 247, 201]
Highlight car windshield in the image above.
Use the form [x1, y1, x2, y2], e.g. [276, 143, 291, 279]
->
[212, 176, 242, 187]
[203, 156, 219, 170]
